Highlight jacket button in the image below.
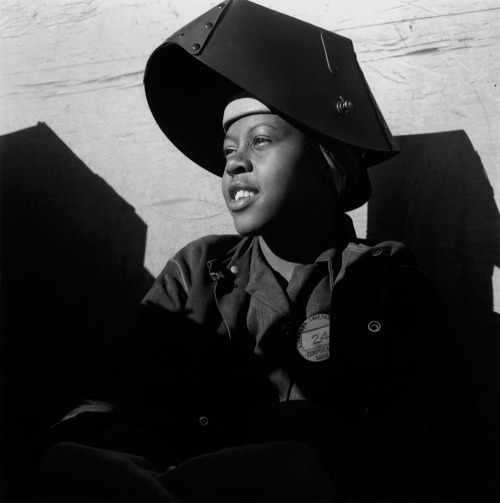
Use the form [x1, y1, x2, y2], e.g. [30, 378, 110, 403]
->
[230, 265, 238, 274]
[368, 321, 381, 332]
[280, 320, 293, 336]
[199, 416, 209, 426]
[371, 248, 383, 257]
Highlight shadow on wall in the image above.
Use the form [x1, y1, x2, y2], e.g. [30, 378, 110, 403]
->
[1, 125, 498, 498]
[0, 123, 154, 499]
[368, 130, 500, 491]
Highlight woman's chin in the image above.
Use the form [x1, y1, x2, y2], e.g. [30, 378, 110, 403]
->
[233, 226, 259, 237]
[231, 218, 262, 237]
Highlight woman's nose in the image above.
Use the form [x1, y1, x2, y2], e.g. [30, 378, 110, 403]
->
[225, 151, 252, 176]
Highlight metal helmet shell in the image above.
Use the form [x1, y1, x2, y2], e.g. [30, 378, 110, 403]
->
[144, 0, 399, 210]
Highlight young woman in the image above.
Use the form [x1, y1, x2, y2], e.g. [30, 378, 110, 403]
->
[33, 1, 479, 501]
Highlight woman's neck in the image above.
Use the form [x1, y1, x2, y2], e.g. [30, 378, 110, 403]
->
[258, 217, 345, 282]
[258, 236, 298, 282]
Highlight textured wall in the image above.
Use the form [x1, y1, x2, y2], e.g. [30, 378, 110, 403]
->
[1, 2, 499, 498]
[1, 0, 498, 276]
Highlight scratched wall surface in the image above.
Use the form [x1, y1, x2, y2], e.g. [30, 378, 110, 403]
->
[1, 0, 498, 276]
[0, 2, 499, 498]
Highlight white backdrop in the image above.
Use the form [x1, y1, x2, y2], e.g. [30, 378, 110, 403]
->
[1, 0, 499, 295]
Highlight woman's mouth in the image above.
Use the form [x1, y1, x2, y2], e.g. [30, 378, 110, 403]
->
[233, 189, 257, 201]
[227, 185, 259, 211]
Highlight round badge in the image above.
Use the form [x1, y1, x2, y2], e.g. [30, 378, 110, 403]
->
[296, 314, 330, 362]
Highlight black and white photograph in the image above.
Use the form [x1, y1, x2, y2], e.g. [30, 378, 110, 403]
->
[0, 1, 499, 501]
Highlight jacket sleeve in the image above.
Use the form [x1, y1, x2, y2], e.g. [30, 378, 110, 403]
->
[141, 256, 190, 313]
[336, 249, 482, 501]
[34, 242, 209, 466]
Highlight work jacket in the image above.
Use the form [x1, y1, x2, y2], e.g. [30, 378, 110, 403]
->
[43, 234, 479, 501]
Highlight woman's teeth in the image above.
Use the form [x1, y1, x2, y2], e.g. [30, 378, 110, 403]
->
[234, 189, 256, 201]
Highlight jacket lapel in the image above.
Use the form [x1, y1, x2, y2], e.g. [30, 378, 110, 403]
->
[207, 237, 254, 345]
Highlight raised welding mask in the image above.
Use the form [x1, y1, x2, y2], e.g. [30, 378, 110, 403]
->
[144, 0, 399, 211]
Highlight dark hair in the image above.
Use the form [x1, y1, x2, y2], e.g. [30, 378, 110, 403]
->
[302, 132, 371, 211]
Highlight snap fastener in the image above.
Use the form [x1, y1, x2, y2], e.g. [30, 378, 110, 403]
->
[280, 320, 293, 336]
[218, 2, 225, 8]
[230, 265, 238, 274]
[205, 22, 213, 29]
[371, 248, 383, 257]
[368, 321, 381, 333]
[178, 33, 184, 39]
[336, 96, 353, 115]
[199, 416, 208, 426]
[192, 43, 201, 51]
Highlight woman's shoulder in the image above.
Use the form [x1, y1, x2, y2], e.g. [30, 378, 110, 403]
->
[167, 234, 254, 279]
[343, 239, 416, 268]
[340, 238, 435, 291]
[172, 234, 246, 263]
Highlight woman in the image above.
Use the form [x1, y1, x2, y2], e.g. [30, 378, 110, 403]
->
[33, 1, 479, 501]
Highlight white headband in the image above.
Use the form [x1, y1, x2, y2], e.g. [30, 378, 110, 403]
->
[222, 96, 272, 132]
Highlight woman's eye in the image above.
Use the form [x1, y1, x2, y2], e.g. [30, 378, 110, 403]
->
[223, 147, 236, 157]
[253, 137, 270, 147]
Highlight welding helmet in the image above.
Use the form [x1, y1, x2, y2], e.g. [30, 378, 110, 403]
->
[144, 0, 399, 210]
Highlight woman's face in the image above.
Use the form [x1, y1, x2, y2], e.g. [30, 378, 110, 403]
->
[221, 113, 332, 237]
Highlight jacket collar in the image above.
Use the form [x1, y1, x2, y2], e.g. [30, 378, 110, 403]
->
[206, 212, 358, 269]
[206, 236, 256, 342]
[206, 236, 254, 278]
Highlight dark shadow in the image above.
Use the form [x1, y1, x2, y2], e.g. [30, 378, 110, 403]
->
[0, 123, 154, 500]
[368, 130, 500, 500]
